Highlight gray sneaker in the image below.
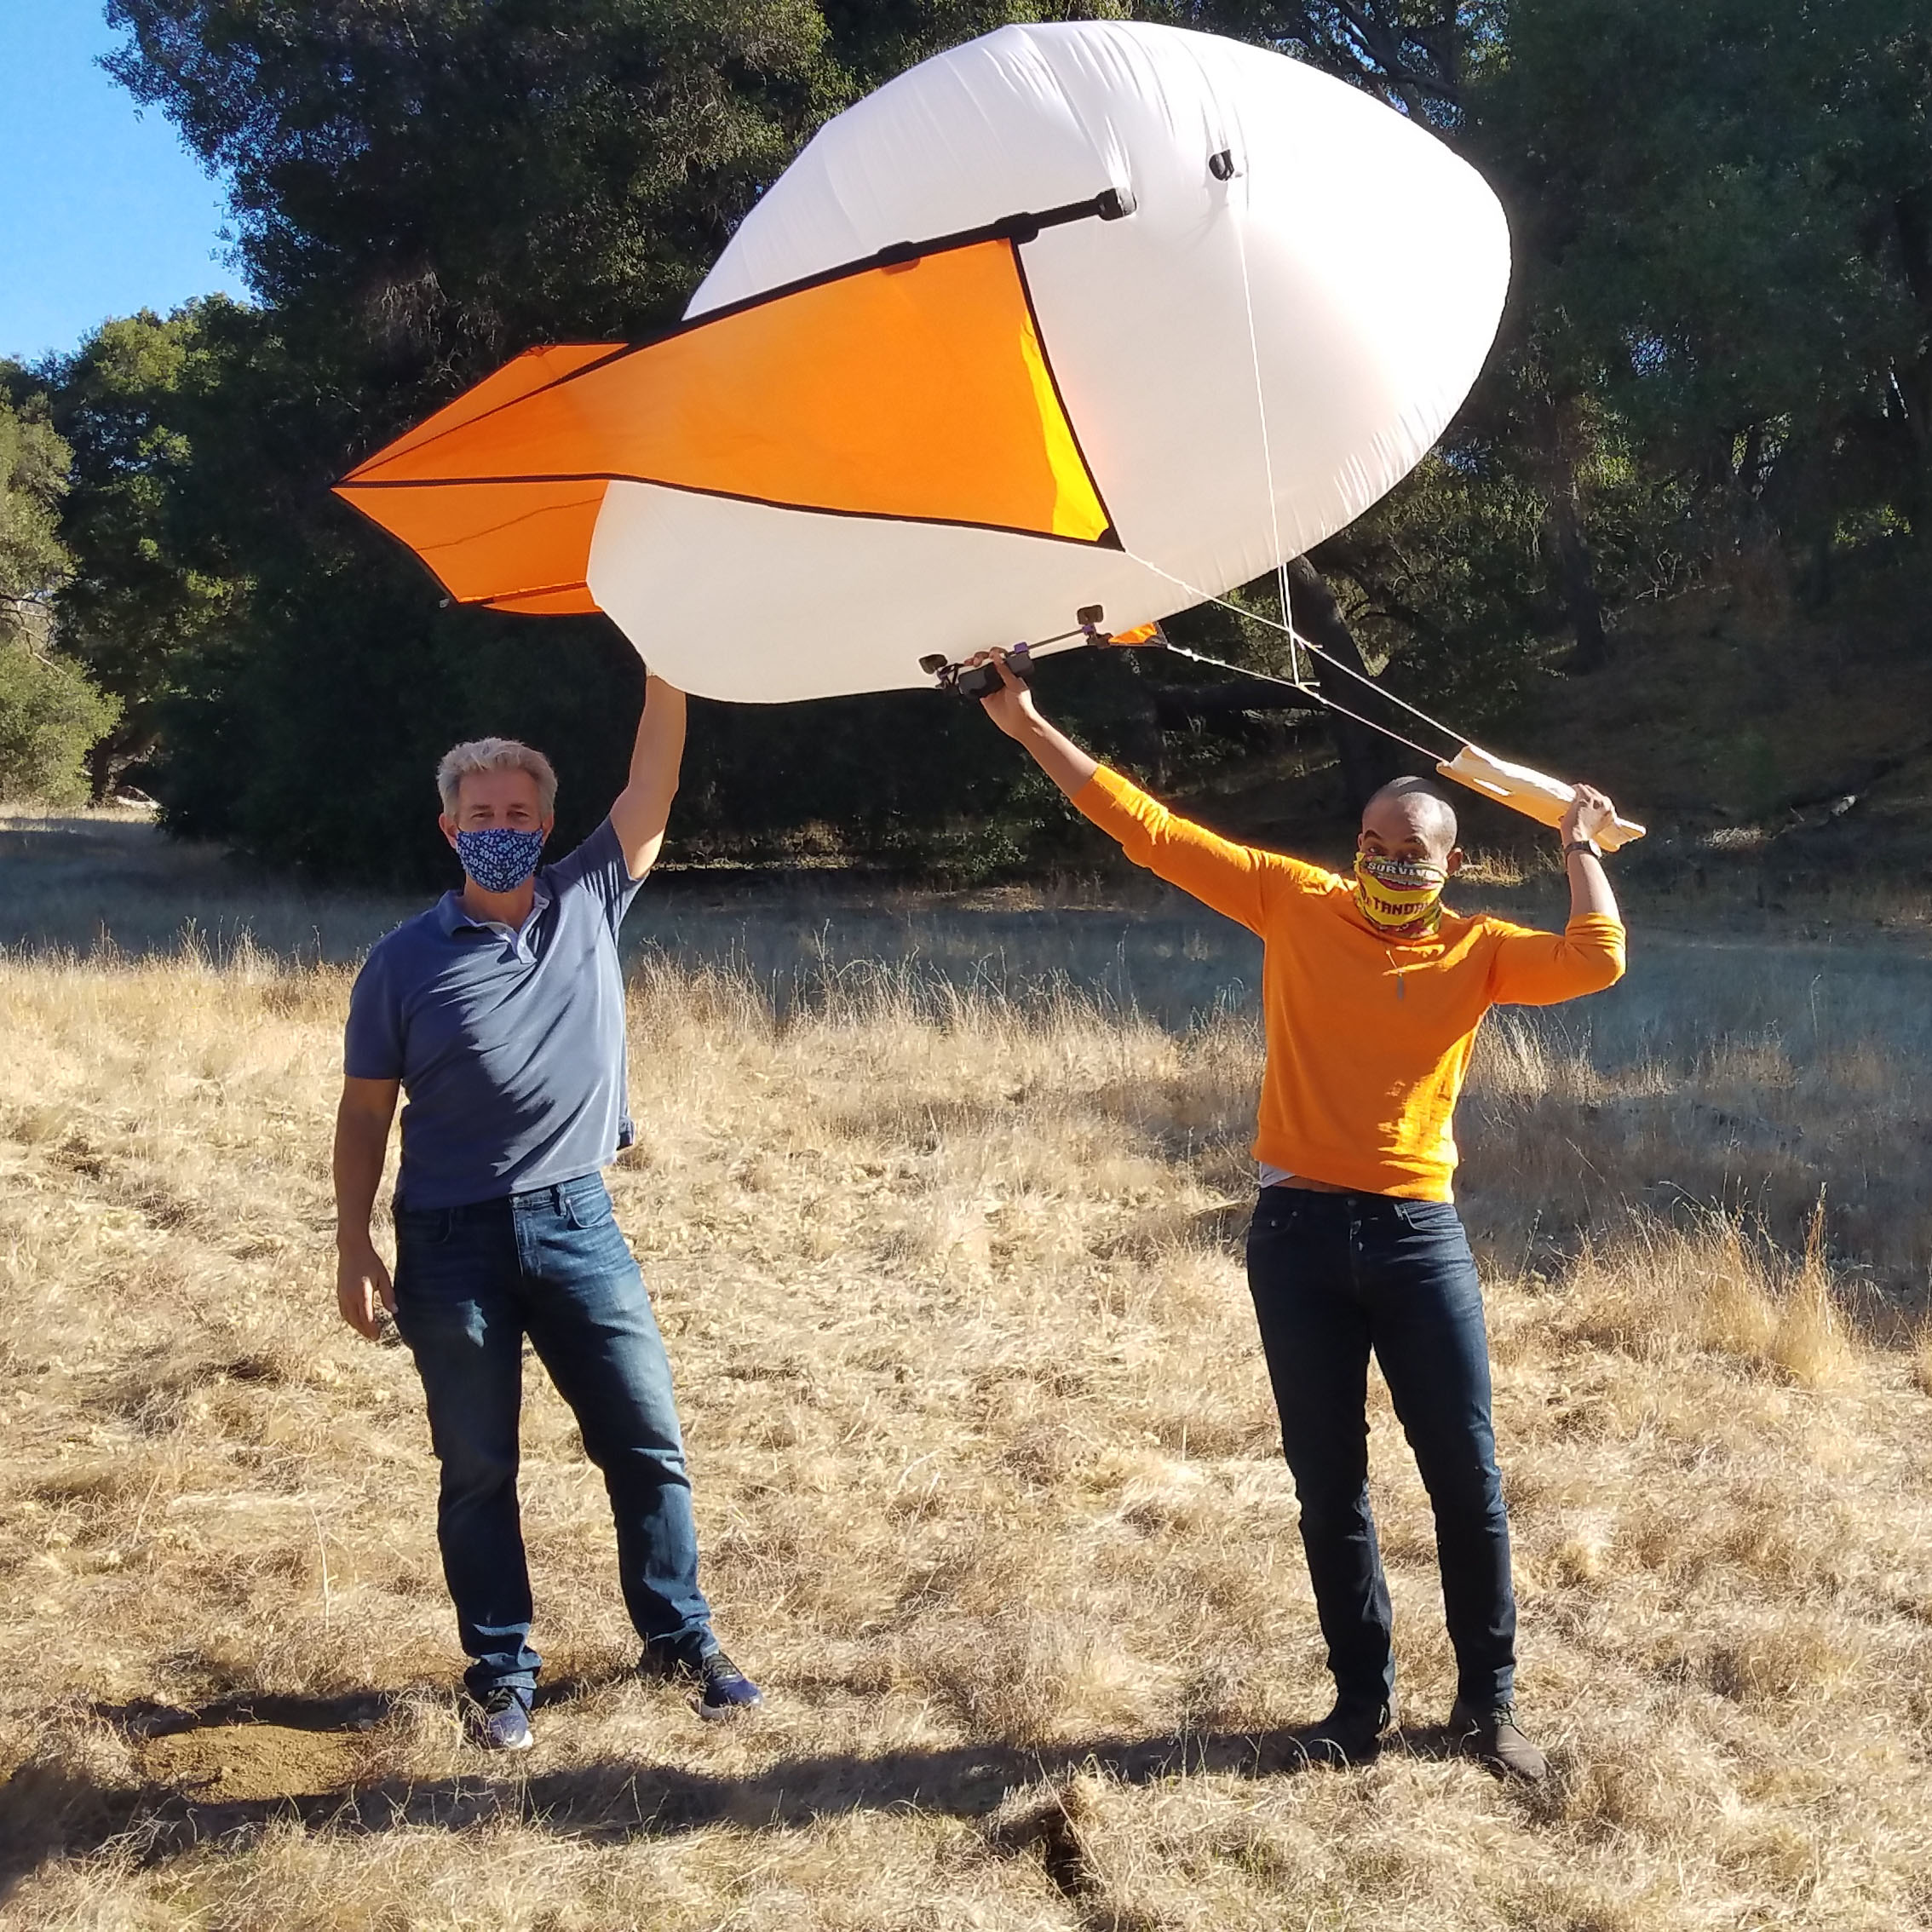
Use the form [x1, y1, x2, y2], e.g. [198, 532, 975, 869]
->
[1448, 1699, 1547, 1781]
[471, 1688, 534, 1751]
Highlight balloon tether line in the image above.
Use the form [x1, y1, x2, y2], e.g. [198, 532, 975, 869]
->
[1195, 153, 1472, 759]
[1118, 630, 1450, 768]
[1115, 549, 1472, 758]
[1224, 161, 1300, 690]
[1157, 639, 1450, 767]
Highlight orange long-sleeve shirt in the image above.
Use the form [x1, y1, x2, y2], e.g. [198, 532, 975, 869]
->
[1077, 766, 1626, 1200]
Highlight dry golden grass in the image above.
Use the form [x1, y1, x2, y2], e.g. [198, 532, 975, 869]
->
[3, 829, 1931, 1929]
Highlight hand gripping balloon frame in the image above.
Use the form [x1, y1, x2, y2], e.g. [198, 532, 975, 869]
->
[928, 604, 1646, 851]
[919, 646, 1033, 700]
[918, 602, 1135, 698]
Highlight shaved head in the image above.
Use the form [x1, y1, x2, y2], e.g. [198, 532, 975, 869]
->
[1360, 777, 1460, 867]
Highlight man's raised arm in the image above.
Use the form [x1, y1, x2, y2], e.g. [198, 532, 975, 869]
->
[972, 648, 1307, 935]
[610, 673, 687, 881]
[1488, 785, 1628, 1004]
[1561, 785, 1624, 925]
[975, 650, 1099, 798]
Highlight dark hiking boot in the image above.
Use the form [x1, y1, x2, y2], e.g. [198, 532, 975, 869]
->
[639, 1642, 765, 1720]
[1295, 1697, 1392, 1767]
[470, 1688, 534, 1751]
[1449, 1699, 1548, 1782]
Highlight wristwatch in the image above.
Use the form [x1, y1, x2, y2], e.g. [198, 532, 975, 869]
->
[1564, 837, 1602, 860]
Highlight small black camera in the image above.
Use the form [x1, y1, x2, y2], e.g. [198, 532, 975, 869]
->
[921, 645, 1032, 699]
[951, 659, 1016, 699]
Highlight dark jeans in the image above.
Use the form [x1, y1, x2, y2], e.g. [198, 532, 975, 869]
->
[393, 1172, 713, 1702]
[1245, 1186, 1515, 1711]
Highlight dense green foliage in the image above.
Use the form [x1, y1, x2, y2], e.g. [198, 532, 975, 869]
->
[0, 384, 73, 651]
[14, 0, 1930, 871]
[1268, 0, 1932, 691]
[0, 382, 122, 805]
[38, 307, 250, 796]
[0, 636, 123, 807]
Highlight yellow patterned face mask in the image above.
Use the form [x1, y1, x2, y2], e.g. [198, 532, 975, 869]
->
[1353, 853, 1447, 936]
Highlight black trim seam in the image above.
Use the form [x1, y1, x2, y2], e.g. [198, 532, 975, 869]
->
[338, 189, 1131, 485]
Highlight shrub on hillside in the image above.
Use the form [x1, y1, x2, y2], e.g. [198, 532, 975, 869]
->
[0, 641, 122, 806]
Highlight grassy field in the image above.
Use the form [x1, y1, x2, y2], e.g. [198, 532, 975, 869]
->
[3, 806, 1931, 1931]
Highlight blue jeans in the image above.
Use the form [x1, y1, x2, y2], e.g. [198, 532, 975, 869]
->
[1245, 1187, 1515, 1711]
[392, 1172, 713, 1702]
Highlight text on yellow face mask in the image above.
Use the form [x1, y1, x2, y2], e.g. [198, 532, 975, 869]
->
[1353, 853, 1446, 936]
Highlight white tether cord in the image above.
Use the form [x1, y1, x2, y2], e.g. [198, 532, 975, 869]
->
[1170, 142, 1483, 760]
[1118, 543, 1471, 756]
[1224, 159, 1302, 688]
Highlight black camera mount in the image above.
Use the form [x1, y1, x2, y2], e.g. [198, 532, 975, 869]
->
[919, 641, 1033, 700]
[922, 605, 1142, 699]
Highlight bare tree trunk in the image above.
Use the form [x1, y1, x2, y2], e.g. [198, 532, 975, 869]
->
[1548, 484, 1609, 671]
[86, 735, 120, 806]
[1531, 393, 1611, 671]
[1887, 187, 1932, 539]
[83, 721, 153, 804]
[1284, 556, 1409, 812]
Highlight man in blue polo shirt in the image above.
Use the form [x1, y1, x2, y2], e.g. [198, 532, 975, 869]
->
[332, 675, 759, 1749]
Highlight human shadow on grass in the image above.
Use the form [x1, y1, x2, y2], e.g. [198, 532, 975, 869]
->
[1, 1680, 1469, 1894]
[86, 1690, 402, 1739]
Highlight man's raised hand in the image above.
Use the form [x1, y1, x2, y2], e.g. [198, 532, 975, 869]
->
[966, 648, 1038, 739]
[1561, 784, 1619, 848]
[1558, 784, 1622, 923]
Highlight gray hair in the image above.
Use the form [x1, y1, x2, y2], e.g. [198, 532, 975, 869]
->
[435, 737, 558, 817]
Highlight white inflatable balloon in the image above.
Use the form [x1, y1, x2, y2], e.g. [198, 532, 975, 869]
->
[340, 21, 1509, 704]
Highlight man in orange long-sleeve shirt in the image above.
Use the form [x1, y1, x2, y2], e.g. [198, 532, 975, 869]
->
[975, 653, 1625, 1781]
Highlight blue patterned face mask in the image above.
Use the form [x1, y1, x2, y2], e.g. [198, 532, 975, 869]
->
[454, 825, 546, 894]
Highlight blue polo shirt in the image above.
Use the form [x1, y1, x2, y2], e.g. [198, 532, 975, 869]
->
[344, 818, 642, 1210]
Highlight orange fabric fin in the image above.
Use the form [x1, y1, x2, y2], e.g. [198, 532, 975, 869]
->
[334, 239, 1112, 611]
[338, 477, 607, 612]
[480, 583, 602, 616]
[346, 344, 623, 474]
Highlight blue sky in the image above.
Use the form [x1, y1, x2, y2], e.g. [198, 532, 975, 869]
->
[1, 0, 247, 365]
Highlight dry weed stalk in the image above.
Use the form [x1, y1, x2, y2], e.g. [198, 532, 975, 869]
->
[1555, 1198, 1862, 1392]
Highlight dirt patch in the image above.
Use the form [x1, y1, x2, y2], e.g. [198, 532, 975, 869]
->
[139, 1723, 365, 1802]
